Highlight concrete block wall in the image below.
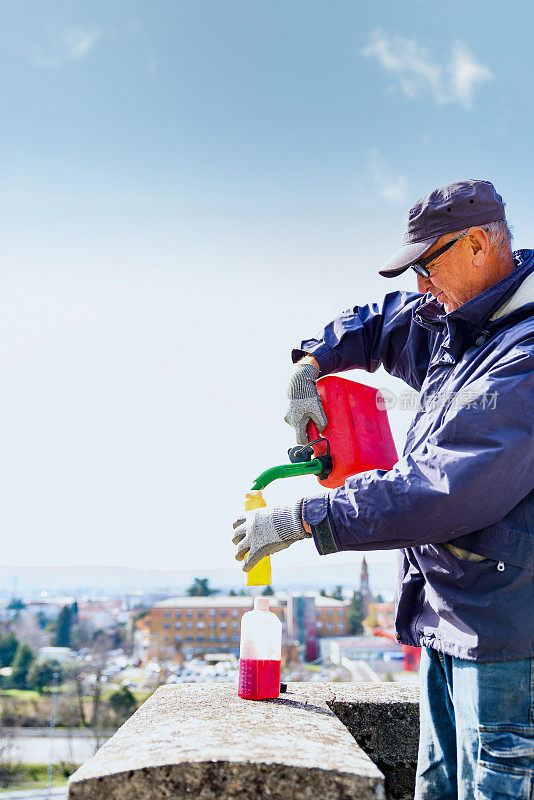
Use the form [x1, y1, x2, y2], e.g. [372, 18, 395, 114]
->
[68, 682, 419, 800]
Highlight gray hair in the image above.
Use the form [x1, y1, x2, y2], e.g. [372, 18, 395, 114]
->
[442, 220, 513, 260]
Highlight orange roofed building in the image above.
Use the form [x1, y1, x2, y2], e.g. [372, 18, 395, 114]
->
[148, 594, 350, 662]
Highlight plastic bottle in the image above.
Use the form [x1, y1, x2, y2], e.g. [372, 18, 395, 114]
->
[244, 491, 272, 586]
[238, 597, 282, 700]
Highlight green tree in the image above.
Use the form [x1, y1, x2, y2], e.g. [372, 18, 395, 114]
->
[11, 643, 35, 688]
[262, 585, 274, 596]
[186, 577, 216, 597]
[7, 598, 25, 611]
[109, 686, 137, 724]
[364, 602, 379, 629]
[348, 590, 364, 636]
[36, 611, 49, 630]
[319, 586, 344, 601]
[27, 660, 61, 692]
[373, 593, 385, 603]
[228, 589, 237, 596]
[71, 600, 79, 617]
[55, 605, 72, 647]
[0, 633, 19, 667]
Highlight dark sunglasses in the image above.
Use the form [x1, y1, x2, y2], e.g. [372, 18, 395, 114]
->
[411, 227, 490, 279]
[410, 236, 464, 279]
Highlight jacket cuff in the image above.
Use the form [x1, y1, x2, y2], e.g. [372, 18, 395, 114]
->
[291, 340, 336, 376]
[302, 495, 339, 555]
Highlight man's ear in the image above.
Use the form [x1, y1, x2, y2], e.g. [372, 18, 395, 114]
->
[470, 227, 490, 267]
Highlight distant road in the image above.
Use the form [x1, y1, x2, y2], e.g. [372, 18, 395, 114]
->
[0, 788, 66, 799]
[1, 728, 112, 764]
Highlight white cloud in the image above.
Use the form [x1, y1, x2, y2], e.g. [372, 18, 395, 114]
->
[448, 42, 493, 109]
[26, 25, 103, 68]
[65, 25, 102, 60]
[362, 29, 492, 109]
[368, 150, 408, 205]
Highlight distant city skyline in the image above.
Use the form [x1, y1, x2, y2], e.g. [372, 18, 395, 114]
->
[0, 558, 396, 600]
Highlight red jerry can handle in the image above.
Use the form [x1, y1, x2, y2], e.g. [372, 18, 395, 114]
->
[307, 376, 398, 489]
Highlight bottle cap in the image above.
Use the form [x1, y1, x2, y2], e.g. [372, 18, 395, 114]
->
[254, 597, 270, 611]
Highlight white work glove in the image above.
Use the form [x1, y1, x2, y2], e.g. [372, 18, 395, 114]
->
[232, 504, 311, 572]
[284, 362, 328, 445]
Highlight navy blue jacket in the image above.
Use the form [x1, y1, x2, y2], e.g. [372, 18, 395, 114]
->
[297, 250, 534, 662]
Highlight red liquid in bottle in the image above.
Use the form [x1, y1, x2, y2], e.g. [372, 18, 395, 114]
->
[238, 658, 281, 700]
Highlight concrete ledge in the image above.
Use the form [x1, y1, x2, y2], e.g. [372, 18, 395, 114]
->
[68, 683, 386, 800]
[316, 683, 420, 800]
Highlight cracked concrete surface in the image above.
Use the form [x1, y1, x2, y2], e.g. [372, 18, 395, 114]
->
[68, 682, 419, 800]
[301, 682, 420, 800]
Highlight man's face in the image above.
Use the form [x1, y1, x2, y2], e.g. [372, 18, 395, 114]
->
[415, 230, 487, 314]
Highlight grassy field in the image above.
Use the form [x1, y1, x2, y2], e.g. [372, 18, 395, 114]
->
[0, 689, 41, 701]
[0, 684, 152, 729]
[0, 763, 79, 792]
[130, 689, 152, 704]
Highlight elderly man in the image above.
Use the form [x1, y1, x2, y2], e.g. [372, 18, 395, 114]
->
[232, 179, 534, 799]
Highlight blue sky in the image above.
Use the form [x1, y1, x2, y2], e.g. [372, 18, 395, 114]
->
[0, 2, 532, 577]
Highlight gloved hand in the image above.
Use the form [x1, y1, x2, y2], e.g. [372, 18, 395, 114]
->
[284, 361, 328, 445]
[232, 503, 311, 572]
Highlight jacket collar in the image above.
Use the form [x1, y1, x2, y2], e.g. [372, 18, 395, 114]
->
[413, 249, 534, 352]
[489, 266, 534, 322]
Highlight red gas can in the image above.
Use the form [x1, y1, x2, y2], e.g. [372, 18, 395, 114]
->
[307, 376, 398, 489]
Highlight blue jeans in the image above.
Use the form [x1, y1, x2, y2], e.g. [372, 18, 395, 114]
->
[415, 647, 534, 800]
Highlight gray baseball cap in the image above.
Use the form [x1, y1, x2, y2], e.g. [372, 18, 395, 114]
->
[379, 179, 506, 278]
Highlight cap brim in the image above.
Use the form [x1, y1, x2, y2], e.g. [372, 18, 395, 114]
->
[379, 236, 440, 278]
